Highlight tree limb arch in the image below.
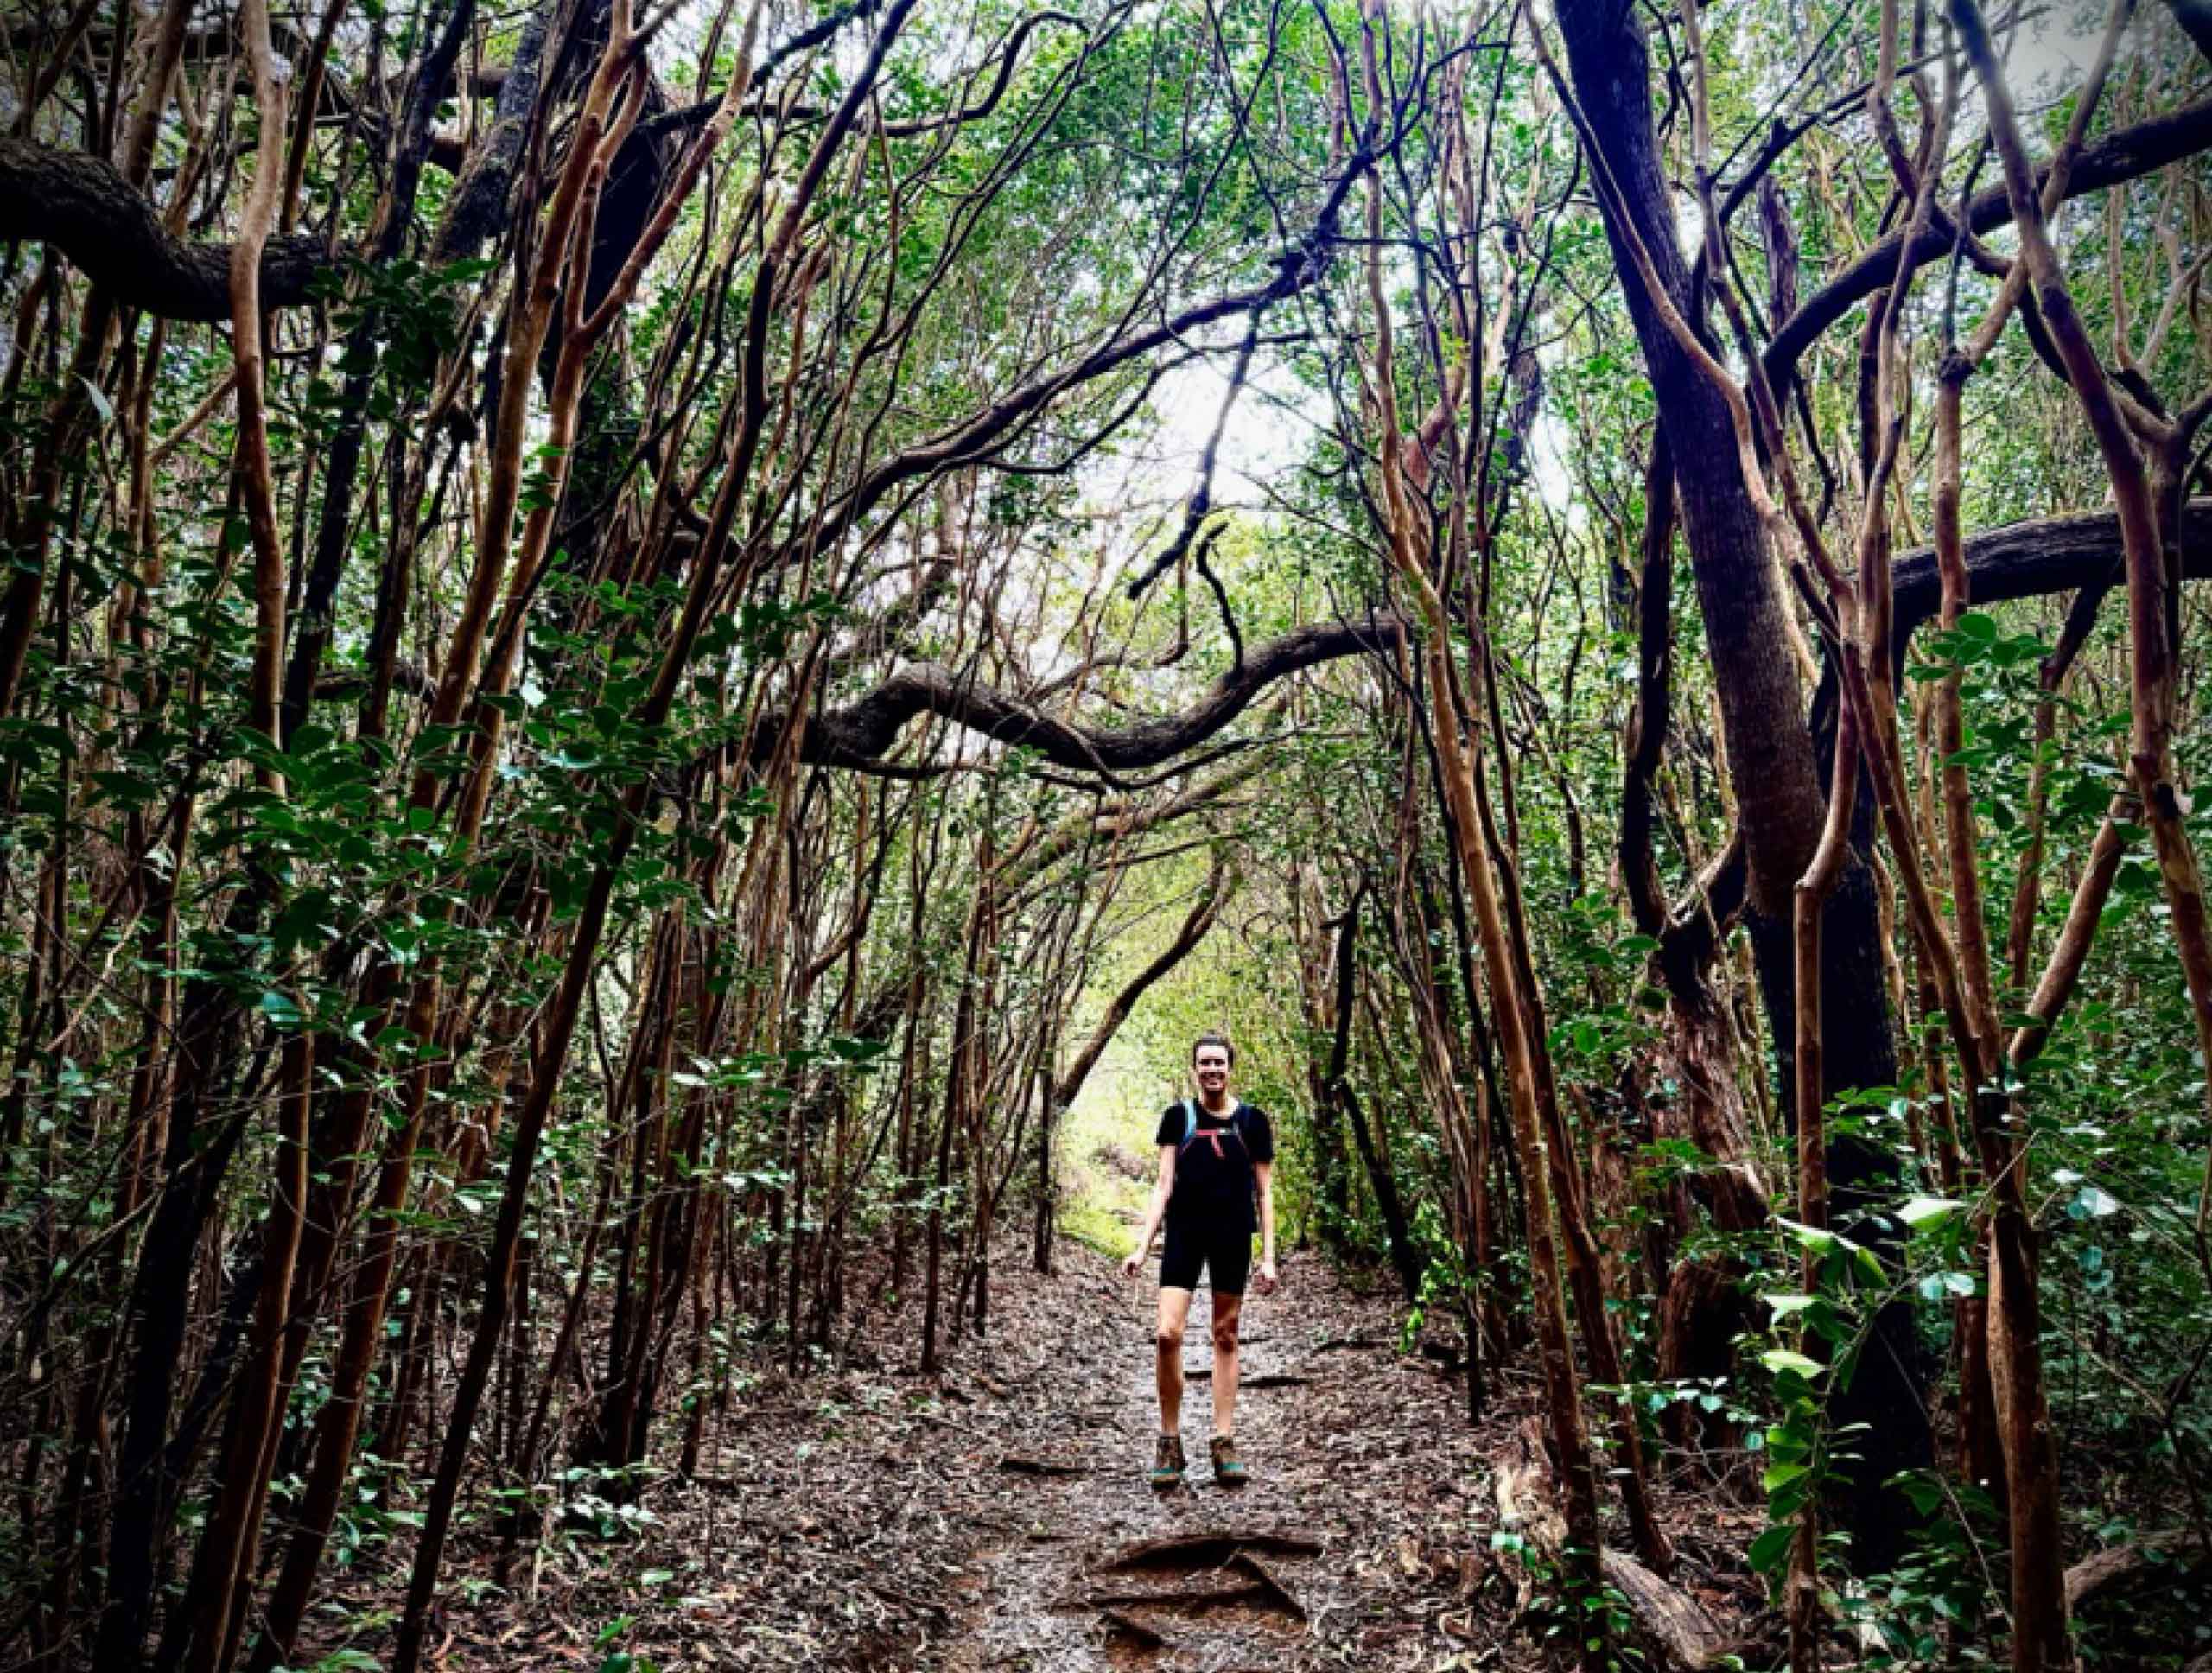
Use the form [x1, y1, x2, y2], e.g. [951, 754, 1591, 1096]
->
[1764, 99, 2212, 391]
[0, 138, 335, 321]
[1052, 856, 1230, 1109]
[790, 615, 1408, 773]
[1892, 500, 2212, 643]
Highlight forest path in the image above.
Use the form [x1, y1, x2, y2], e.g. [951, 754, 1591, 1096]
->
[304, 1233, 1758, 1670]
[925, 1242, 1510, 1672]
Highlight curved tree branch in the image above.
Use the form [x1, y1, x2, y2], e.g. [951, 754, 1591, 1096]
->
[1891, 499, 2212, 644]
[1764, 99, 2212, 393]
[789, 615, 1407, 773]
[2163, 0, 2212, 63]
[645, 6, 1083, 142]
[784, 127, 1376, 565]
[1052, 857, 1230, 1108]
[0, 138, 336, 322]
[1003, 754, 1268, 899]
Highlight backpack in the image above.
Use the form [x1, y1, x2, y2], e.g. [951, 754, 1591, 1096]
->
[1176, 1098, 1252, 1153]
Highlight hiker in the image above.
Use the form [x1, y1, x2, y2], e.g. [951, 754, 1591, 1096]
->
[1120, 1032, 1277, 1487]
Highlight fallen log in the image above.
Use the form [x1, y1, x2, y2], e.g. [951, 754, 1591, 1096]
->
[2064, 1530, 2208, 1613]
[1096, 1530, 1325, 1572]
[1600, 1550, 1732, 1672]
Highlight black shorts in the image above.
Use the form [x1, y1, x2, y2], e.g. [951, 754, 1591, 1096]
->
[1159, 1219, 1253, 1295]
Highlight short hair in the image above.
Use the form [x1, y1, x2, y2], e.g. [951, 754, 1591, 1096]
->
[1191, 1032, 1235, 1066]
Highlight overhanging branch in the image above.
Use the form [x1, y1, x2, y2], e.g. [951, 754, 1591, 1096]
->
[1891, 499, 2212, 644]
[1052, 858, 1230, 1108]
[785, 615, 1406, 773]
[0, 138, 336, 321]
[1764, 100, 2212, 391]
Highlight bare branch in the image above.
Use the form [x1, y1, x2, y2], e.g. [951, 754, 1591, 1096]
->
[785, 617, 1407, 773]
[1765, 100, 2212, 392]
[1891, 499, 2212, 646]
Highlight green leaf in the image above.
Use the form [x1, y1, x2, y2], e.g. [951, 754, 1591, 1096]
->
[1748, 1523, 1796, 1577]
[1898, 1195, 1966, 1231]
[1761, 1348, 1824, 1380]
[1773, 1217, 1835, 1253]
[2072, 1184, 2121, 1219]
[594, 1615, 635, 1649]
[257, 990, 305, 1028]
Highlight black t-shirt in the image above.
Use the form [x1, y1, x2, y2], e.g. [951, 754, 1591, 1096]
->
[1154, 1100, 1274, 1233]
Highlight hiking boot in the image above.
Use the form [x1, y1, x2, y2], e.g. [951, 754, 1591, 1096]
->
[1150, 1433, 1186, 1488]
[1210, 1434, 1249, 1485]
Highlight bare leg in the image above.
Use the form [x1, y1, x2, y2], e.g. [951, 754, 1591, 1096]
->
[1211, 1290, 1242, 1436]
[1155, 1287, 1193, 1434]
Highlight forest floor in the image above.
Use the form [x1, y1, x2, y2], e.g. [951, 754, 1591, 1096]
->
[320, 1233, 1773, 1672]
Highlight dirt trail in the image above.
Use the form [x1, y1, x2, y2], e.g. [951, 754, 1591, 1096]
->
[323, 1237, 1758, 1670]
[928, 1245, 1513, 1671]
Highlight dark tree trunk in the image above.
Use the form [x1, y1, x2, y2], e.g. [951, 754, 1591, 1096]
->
[95, 881, 266, 1670]
[1554, 0, 1929, 1572]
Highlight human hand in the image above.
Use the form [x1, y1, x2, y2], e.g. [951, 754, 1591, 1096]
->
[1121, 1250, 1144, 1280]
[1256, 1257, 1279, 1295]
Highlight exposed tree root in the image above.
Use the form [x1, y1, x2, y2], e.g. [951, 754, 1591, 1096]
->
[1230, 1550, 1310, 1621]
[1096, 1606, 1169, 1651]
[1494, 1428, 1732, 1671]
[1180, 1366, 1309, 1387]
[998, 1454, 1089, 1477]
[1084, 1581, 1274, 1612]
[1096, 1530, 1325, 1572]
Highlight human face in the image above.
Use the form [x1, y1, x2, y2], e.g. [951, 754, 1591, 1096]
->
[1193, 1046, 1231, 1104]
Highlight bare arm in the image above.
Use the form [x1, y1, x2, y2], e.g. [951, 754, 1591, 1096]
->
[1122, 1144, 1178, 1275]
[1255, 1159, 1278, 1289]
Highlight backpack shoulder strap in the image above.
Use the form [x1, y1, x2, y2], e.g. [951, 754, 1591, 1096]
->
[1179, 1098, 1197, 1148]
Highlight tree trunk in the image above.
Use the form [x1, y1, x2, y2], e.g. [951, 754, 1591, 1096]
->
[1554, 0, 1929, 1568]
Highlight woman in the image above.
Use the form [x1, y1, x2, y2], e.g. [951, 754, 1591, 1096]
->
[1121, 1032, 1278, 1486]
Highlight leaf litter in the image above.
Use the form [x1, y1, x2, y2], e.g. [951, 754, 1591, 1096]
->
[292, 1240, 1767, 1670]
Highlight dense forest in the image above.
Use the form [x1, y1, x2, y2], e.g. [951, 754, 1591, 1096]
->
[2, 0, 2209, 1666]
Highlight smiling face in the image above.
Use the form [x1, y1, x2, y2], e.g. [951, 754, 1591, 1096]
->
[1192, 1040, 1232, 1103]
